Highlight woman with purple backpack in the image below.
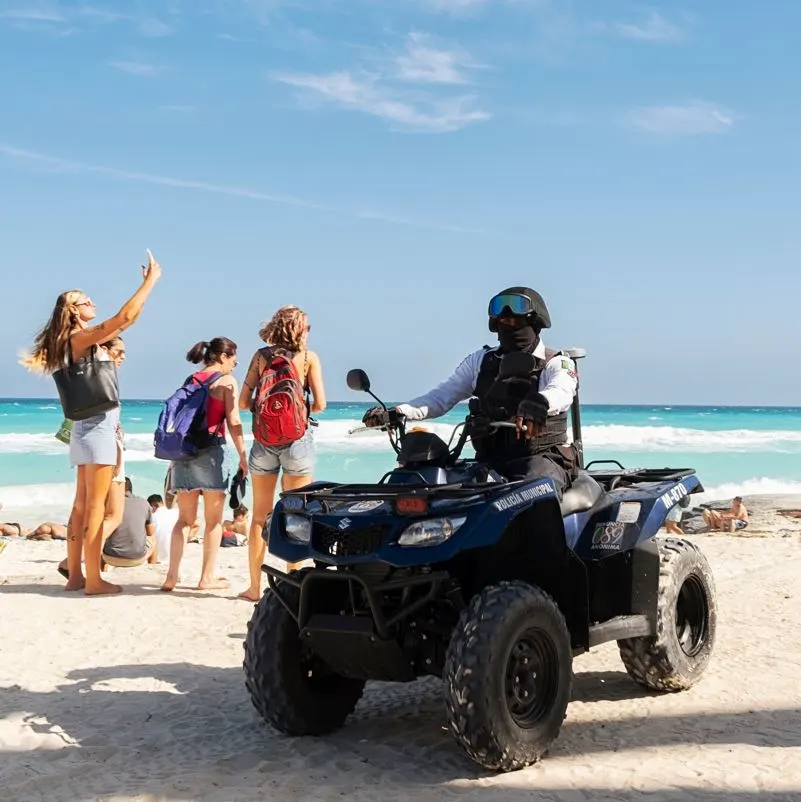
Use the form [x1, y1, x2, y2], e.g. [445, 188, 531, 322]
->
[160, 337, 248, 592]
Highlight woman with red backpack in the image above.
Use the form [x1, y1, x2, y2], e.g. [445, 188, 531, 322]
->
[236, 305, 326, 602]
[160, 337, 249, 592]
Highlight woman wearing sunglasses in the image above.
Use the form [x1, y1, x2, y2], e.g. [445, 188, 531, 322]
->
[22, 251, 161, 595]
[55, 335, 129, 581]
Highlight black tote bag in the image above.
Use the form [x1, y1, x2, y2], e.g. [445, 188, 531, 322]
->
[53, 346, 120, 421]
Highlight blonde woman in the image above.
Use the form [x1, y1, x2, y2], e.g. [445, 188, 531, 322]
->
[56, 336, 129, 580]
[237, 305, 326, 601]
[22, 252, 161, 595]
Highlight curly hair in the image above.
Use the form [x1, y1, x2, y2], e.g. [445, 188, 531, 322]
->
[259, 305, 309, 352]
[20, 289, 85, 374]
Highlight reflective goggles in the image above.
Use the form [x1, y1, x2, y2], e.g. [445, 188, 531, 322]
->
[488, 293, 534, 318]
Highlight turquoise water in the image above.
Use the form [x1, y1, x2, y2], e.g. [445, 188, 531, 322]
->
[2, 398, 801, 525]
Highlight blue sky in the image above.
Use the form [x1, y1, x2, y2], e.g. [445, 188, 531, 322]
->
[1, 0, 800, 406]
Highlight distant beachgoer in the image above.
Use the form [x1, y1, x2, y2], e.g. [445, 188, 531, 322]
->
[237, 305, 326, 601]
[0, 522, 29, 537]
[27, 522, 67, 540]
[21, 251, 160, 595]
[102, 478, 157, 569]
[664, 505, 683, 535]
[664, 495, 691, 536]
[222, 505, 249, 547]
[147, 494, 182, 563]
[703, 496, 749, 533]
[161, 337, 248, 592]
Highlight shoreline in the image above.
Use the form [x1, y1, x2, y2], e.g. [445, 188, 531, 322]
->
[4, 492, 801, 535]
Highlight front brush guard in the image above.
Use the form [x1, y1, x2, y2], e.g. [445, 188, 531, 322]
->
[262, 564, 449, 639]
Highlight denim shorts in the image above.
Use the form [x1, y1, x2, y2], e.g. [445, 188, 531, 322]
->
[69, 407, 120, 468]
[169, 443, 230, 494]
[249, 429, 315, 476]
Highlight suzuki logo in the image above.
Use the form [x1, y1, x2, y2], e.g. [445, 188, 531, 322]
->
[338, 518, 351, 530]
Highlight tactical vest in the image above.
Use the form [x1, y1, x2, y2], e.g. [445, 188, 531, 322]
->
[471, 346, 569, 458]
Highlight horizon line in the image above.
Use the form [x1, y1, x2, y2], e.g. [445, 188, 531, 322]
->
[2, 397, 800, 410]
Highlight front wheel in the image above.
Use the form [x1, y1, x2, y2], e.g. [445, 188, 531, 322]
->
[619, 537, 716, 691]
[243, 577, 365, 735]
[444, 581, 573, 772]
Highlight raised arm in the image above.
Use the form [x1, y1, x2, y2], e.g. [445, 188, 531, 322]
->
[70, 251, 161, 359]
[307, 351, 326, 414]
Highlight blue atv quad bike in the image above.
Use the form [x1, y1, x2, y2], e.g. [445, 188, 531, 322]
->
[243, 350, 717, 773]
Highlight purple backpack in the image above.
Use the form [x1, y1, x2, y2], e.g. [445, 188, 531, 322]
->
[153, 372, 223, 461]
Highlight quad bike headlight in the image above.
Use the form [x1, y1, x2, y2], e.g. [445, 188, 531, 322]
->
[397, 516, 466, 547]
[284, 514, 311, 544]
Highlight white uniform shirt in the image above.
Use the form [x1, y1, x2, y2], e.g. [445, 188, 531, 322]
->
[396, 341, 577, 422]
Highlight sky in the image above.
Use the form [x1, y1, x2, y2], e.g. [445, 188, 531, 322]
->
[1, 0, 800, 406]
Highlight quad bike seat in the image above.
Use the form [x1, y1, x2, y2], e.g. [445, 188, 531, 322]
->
[560, 470, 604, 517]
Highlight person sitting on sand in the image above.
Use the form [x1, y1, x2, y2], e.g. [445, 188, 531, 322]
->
[101, 478, 157, 570]
[664, 496, 691, 536]
[703, 496, 749, 533]
[221, 505, 249, 547]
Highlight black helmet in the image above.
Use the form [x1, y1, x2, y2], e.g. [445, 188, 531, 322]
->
[488, 286, 551, 332]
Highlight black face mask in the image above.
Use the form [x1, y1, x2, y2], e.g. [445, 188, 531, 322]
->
[497, 323, 539, 354]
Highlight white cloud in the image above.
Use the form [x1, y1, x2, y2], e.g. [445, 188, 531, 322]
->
[614, 10, 682, 42]
[0, 142, 481, 234]
[272, 69, 490, 133]
[627, 102, 736, 135]
[0, 8, 66, 22]
[109, 61, 163, 77]
[419, 0, 490, 13]
[394, 32, 480, 85]
[137, 16, 173, 38]
[0, 3, 171, 36]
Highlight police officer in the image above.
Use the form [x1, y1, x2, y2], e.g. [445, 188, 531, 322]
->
[362, 287, 578, 493]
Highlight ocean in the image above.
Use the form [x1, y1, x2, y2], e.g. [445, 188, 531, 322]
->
[2, 399, 801, 526]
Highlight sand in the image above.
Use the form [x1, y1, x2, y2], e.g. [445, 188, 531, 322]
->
[1, 495, 801, 802]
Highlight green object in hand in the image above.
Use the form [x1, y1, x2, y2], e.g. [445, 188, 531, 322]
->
[55, 418, 73, 445]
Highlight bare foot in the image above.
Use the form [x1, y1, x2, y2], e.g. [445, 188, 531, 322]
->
[237, 588, 260, 602]
[84, 578, 122, 596]
[65, 576, 86, 591]
[198, 577, 230, 591]
[160, 577, 178, 592]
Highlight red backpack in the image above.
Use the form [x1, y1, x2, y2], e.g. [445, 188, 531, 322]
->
[252, 348, 309, 447]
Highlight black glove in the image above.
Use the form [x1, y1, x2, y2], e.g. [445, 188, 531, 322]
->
[362, 406, 387, 427]
[516, 392, 549, 426]
[363, 406, 405, 428]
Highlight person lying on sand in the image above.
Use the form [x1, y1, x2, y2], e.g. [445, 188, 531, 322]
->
[27, 522, 67, 540]
[1, 522, 28, 537]
[703, 496, 749, 533]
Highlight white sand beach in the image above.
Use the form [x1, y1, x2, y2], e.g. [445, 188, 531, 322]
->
[2, 495, 801, 802]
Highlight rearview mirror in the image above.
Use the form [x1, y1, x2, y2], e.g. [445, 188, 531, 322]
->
[497, 352, 537, 379]
[346, 369, 371, 393]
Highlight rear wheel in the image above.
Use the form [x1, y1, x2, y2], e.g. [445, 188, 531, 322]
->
[243, 575, 365, 735]
[444, 581, 573, 772]
[619, 537, 716, 691]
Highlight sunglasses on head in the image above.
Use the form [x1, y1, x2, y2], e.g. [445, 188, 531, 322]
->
[487, 293, 534, 318]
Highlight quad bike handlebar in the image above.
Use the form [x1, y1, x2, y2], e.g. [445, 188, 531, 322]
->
[349, 409, 518, 462]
